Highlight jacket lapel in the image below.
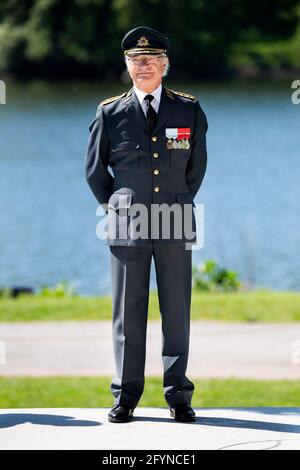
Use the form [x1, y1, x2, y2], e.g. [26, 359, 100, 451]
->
[152, 85, 176, 135]
[124, 85, 177, 134]
[124, 87, 149, 131]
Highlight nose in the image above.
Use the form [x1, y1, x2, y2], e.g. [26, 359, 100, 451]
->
[138, 62, 152, 68]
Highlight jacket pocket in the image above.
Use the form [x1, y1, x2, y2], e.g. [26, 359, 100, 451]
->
[169, 149, 191, 169]
[109, 140, 140, 169]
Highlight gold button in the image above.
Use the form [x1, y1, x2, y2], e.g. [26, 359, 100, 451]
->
[152, 136, 157, 142]
[154, 169, 159, 175]
[154, 186, 160, 192]
[153, 152, 159, 158]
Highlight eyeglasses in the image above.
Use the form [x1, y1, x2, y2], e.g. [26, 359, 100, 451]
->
[127, 56, 164, 66]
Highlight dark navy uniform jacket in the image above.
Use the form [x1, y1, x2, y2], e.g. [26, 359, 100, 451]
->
[85, 85, 208, 246]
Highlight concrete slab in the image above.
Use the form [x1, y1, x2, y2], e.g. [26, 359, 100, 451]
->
[0, 408, 300, 450]
[1, 321, 300, 379]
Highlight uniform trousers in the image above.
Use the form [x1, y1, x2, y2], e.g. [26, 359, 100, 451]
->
[109, 243, 195, 409]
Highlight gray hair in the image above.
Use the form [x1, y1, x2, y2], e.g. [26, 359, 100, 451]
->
[124, 53, 170, 77]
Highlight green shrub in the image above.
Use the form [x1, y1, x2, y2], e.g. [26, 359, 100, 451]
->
[36, 281, 78, 298]
[192, 260, 242, 292]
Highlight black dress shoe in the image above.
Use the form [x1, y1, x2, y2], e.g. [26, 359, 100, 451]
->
[108, 405, 134, 423]
[170, 403, 196, 422]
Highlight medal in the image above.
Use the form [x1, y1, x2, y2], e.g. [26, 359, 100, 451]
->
[166, 128, 191, 150]
[167, 139, 173, 149]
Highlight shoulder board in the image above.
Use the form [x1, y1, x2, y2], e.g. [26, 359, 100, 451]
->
[124, 88, 133, 102]
[169, 89, 196, 101]
[100, 92, 127, 106]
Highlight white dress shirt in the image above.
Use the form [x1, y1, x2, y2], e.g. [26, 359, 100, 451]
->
[133, 83, 162, 117]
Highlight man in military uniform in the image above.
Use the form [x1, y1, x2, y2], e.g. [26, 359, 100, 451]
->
[85, 26, 208, 423]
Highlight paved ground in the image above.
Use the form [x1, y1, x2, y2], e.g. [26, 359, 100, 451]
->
[1, 321, 300, 379]
[0, 407, 300, 450]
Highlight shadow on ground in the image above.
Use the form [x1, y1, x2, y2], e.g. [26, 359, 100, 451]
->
[0, 414, 101, 429]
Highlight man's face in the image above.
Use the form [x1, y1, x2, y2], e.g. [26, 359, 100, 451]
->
[126, 54, 168, 91]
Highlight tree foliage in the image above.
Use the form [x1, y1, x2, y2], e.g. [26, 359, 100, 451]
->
[0, 0, 299, 78]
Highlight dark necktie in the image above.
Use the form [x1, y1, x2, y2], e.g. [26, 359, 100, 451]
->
[144, 94, 157, 132]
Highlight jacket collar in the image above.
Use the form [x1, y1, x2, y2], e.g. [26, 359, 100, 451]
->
[124, 85, 176, 134]
[133, 83, 162, 107]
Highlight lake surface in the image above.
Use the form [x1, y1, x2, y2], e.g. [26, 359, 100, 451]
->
[0, 78, 299, 295]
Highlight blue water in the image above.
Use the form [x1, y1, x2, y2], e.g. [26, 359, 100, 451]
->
[0, 79, 299, 294]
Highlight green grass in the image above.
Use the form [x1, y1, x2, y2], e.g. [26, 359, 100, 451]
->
[0, 377, 299, 408]
[0, 290, 300, 322]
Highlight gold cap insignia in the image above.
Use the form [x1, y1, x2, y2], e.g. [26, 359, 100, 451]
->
[137, 36, 150, 47]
